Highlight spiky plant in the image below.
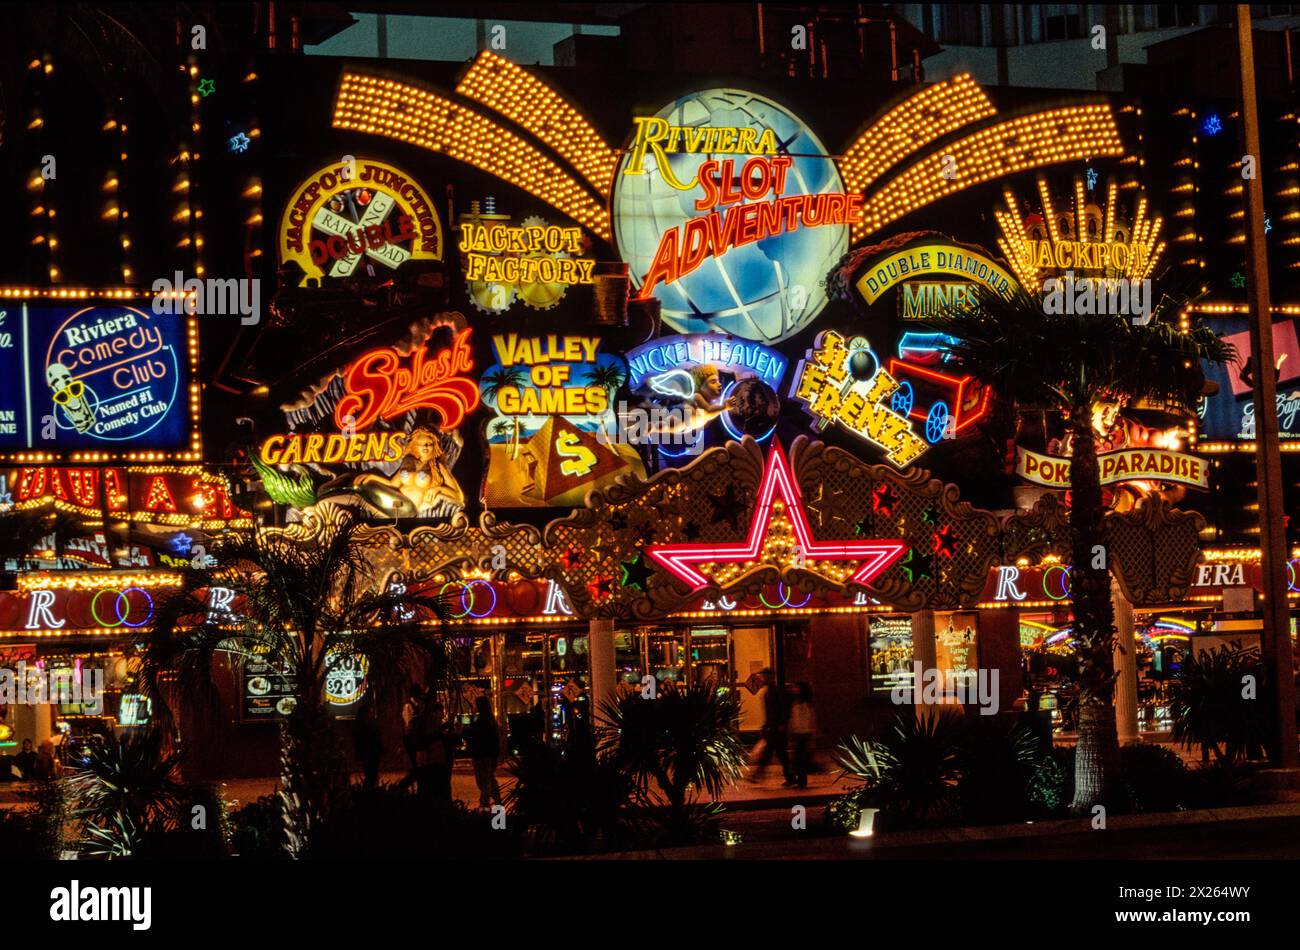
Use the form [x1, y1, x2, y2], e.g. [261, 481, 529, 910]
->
[923, 283, 1232, 812]
[65, 728, 185, 858]
[143, 504, 456, 858]
[835, 711, 965, 822]
[1168, 640, 1269, 764]
[597, 681, 746, 844]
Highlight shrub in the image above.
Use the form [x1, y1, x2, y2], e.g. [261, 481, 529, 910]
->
[957, 716, 1042, 825]
[597, 681, 746, 846]
[229, 794, 286, 859]
[1119, 744, 1189, 813]
[1027, 744, 1075, 816]
[506, 729, 639, 854]
[834, 712, 964, 827]
[1168, 641, 1269, 764]
[303, 784, 521, 859]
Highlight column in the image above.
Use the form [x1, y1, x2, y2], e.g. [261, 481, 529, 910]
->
[587, 618, 616, 716]
[1111, 578, 1139, 743]
[910, 609, 936, 720]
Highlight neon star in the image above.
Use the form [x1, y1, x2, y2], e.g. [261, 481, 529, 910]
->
[170, 532, 193, 554]
[1085, 167, 1098, 191]
[228, 132, 251, 153]
[1230, 272, 1246, 289]
[197, 77, 215, 97]
[646, 443, 907, 593]
[620, 554, 654, 591]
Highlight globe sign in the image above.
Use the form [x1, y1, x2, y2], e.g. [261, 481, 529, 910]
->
[612, 88, 849, 345]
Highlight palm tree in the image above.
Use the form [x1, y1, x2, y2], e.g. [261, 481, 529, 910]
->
[482, 366, 528, 458]
[597, 681, 746, 844]
[582, 363, 627, 410]
[480, 366, 527, 408]
[924, 284, 1232, 812]
[143, 505, 455, 857]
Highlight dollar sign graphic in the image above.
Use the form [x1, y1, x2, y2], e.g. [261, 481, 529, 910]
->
[556, 431, 597, 476]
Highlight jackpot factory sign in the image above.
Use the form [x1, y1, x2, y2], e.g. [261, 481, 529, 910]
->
[0, 305, 194, 459]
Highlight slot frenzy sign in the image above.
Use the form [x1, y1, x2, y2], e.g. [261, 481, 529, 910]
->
[789, 331, 926, 467]
[1015, 447, 1208, 489]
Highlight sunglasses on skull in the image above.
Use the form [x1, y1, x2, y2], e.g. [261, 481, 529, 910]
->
[52, 380, 85, 404]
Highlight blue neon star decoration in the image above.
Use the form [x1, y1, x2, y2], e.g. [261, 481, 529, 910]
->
[1265, 216, 1273, 236]
[170, 532, 194, 554]
[1201, 113, 1223, 136]
[228, 132, 251, 153]
[1086, 167, 1098, 191]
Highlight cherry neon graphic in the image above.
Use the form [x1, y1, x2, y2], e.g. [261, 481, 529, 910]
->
[645, 442, 907, 593]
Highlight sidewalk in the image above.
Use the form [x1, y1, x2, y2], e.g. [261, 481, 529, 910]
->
[209, 764, 849, 812]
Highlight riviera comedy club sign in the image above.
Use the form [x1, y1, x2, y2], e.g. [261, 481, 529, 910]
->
[1016, 447, 1208, 489]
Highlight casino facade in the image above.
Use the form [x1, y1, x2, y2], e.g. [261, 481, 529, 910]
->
[1, 7, 1297, 777]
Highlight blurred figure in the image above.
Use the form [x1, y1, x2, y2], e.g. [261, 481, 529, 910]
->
[14, 739, 37, 780]
[351, 695, 383, 792]
[401, 684, 425, 776]
[788, 682, 817, 789]
[467, 695, 502, 809]
[420, 699, 456, 805]
[34, 739, 60, 780]
[748, 668, 793, 785]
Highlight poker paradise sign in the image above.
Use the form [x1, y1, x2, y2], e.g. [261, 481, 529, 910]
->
[1015, 446, 1209, 489]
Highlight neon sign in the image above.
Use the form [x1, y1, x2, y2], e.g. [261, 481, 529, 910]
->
[855, 242, 1016, 306]
[0, 304, 197, 460]
[460, 223, 594, 285]
[623, 118, 779, 190]
[625, 334, 786, 392]
[279, 158, 443, 285]
[1015, 447, 1209, 489]
[481, 334, 644, 508]
[646, 442, 907, 593]
[611, 88, 854, 345]
[789, 331, 926, 467]
[333, 328, 478, 432]
[257, 431, 408, 467]
[636, 156, 864, 297]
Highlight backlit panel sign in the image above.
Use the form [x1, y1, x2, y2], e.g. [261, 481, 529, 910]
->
[0, 304, 198, 461]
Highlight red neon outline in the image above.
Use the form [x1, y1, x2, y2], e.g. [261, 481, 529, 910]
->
[887, 358, 991, 433]
[645, 443, 907, 593]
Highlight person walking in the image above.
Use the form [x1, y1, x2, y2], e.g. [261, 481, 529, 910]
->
[749, 668, 793, 784]
[420, 698, 456, 805]
[788, 682, 817, 789]
[351, 695, 383, 792]
[401, 684, 425, 778]
[14, 739, 37, 780]
[466, 695, 502, 810]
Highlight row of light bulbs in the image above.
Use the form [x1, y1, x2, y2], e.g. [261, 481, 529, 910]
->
[840, 74, 996, 195]
[456, 50, 619, 197]
[335, 75, 611, 240]
[853, 106, 1124, 241]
